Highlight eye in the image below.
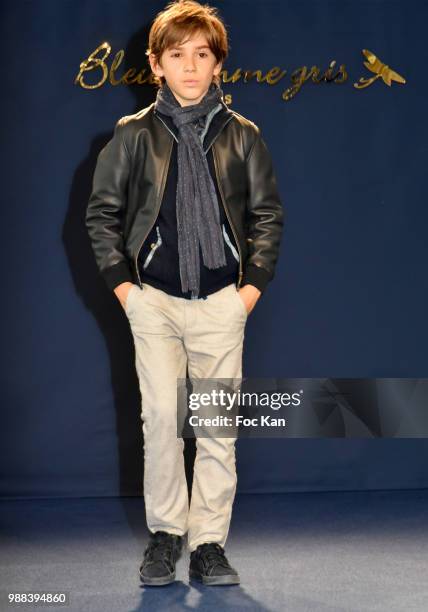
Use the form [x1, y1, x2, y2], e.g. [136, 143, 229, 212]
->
[199, 52, 208, 58]
[171, 52, 181, 58]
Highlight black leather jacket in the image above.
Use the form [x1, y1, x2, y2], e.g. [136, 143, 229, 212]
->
[86, 101, 285, 294]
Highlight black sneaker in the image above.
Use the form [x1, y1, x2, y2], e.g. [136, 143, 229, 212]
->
[139, 530, 184, 586]
[189, 542, 240, 586]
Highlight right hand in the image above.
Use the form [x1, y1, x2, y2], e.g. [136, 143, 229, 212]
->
[114, 281, 135, 310]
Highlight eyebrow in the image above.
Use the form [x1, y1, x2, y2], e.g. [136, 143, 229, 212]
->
[169, 45, 210, 50]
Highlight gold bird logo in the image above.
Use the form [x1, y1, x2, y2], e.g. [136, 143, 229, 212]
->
[354, 49, 406, 89]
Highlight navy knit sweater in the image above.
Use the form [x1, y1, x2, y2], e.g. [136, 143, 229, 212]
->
[137, 119, 240, 300]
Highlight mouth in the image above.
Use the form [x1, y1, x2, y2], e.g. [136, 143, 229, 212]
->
[183, 80, 199, 85]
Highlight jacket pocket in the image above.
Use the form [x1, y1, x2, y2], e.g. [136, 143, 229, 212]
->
[142, 225, 162, 270]
[222, 223, 239, 263]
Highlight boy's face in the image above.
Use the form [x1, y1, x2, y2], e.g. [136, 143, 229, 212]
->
[149, 31, 222, 107]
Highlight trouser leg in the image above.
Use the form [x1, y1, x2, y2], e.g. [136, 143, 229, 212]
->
[125, 283, 189, 536]
[183, 283, 247, 552]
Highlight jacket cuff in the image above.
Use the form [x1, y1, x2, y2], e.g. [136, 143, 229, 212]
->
[101, 261, 134, 291]
[241, 264, 271, 293]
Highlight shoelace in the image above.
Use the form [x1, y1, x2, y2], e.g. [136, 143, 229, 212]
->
[198, 543, 231, 569]
[144, 533, 177, 568]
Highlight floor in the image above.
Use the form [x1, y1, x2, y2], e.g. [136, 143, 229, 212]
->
[1, 490, 427, 611]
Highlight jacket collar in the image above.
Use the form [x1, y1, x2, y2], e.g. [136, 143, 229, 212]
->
[152, 98, 234, 154]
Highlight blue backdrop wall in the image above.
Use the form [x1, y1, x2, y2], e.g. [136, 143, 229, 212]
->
[1, 0, 428, 498]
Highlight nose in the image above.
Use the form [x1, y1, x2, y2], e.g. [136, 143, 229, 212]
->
[184, 58, 196, 72]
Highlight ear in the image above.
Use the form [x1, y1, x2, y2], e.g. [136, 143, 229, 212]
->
[149, 52, 164, 77]
[213, 60, 222, 77]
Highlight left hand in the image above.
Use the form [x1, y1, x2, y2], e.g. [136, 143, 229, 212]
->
[238, 284, 262, 315]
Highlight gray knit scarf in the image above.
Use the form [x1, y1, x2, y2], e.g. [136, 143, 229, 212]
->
[154, 81, 227, 298]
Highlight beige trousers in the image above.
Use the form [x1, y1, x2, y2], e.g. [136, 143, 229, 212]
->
[124, 281, 248, 552]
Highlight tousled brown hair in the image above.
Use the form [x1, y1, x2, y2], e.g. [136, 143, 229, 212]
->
[146, 0, 229, 88]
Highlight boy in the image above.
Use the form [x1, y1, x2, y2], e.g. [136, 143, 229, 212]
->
[86, 0, 284, 587]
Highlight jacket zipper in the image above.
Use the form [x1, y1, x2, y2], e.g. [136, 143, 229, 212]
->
[134, 135, 174, 287]
[222, 224, 240, 262]
[142, 225, 162, 270]
[212, 145, 243, 289]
